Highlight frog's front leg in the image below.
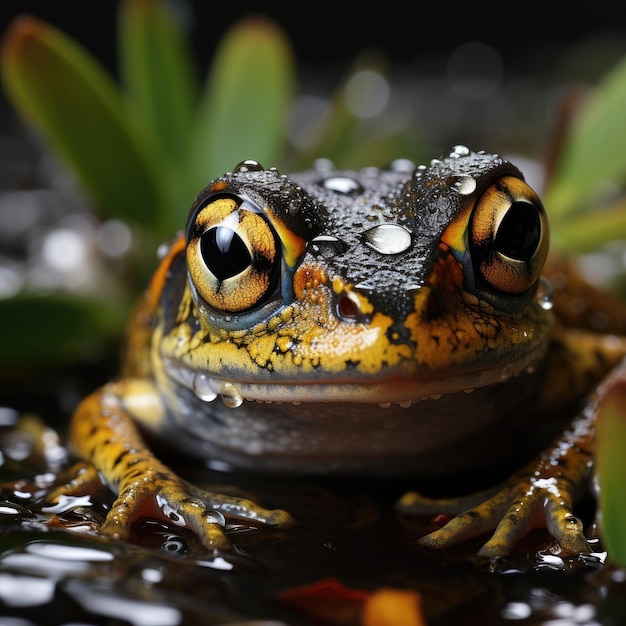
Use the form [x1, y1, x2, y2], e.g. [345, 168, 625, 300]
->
[401, 395, 599, 558]
[54, 379, 295, 550]
[402, 434, 590, 557]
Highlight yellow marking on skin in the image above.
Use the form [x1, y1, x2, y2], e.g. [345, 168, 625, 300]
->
[146, 234, 185, 311]
[440, 202, 473, 252]
[404, 250, 548, 372]
[120, 379, 167, 428]
[264, 207, 307, 267]
[177, 285, 193, 324]
[162, 270, 414, 379]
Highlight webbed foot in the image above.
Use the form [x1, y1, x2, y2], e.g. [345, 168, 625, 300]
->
[100, 465, 296, 551]
[400, 471, 589, 557]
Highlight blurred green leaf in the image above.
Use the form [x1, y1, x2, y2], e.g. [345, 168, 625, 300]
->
[191, 16, 294, 188]
[118, 0, 199, 234]
[596, 370, 626, 567]
[551, 196, 626, 252]
[0, 295, 127, 370]
[544, 55, 626, 221]
[0, 16, 163, 227]
[119, 0, 198, 161]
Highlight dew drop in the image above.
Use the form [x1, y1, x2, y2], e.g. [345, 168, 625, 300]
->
[537, 277, 554, 310]
[233, 159, 264, 173]
[311, 235, 348, 255]
[192, 374, 218, 402]
[321, 175, 364, 195]
[454, 176, 477, 195]
[220, 383, 244, 408]
[361, 223, 412, 255]
[448, 145, 471, 158]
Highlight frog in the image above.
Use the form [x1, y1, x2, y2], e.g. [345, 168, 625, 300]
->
[50, 146, 626, 557]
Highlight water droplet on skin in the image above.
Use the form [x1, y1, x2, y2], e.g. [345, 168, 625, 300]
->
[192, 374, 218, 402]
[448, 145, 471, 158]
[321, 176, 364, 195]
[203, 510, 226, 526]
[220, 385, 244, 408]
[454, 176, 477, 195]
[537, 277, 554, 310]
[233, 159, 264, 173]
[311, 235, 348, 255]
[361, 224, 412, 255]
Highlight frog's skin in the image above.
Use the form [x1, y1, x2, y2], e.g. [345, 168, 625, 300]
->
[52, 146, 626, 557]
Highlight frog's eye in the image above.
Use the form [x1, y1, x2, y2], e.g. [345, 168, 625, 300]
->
[186, 193, 280, 313]
[469, 176, 548, 296]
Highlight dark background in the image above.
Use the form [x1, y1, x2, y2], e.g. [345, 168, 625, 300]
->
[2, 1, 624, 162]
[1, 1, 624, 78]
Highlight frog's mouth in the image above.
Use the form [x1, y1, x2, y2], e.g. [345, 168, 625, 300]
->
[163, 340, 546, 409]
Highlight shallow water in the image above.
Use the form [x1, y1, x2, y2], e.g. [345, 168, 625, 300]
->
[1, 409, 625, 626]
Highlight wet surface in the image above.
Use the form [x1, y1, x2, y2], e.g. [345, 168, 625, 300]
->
[1, 410, 626, 626]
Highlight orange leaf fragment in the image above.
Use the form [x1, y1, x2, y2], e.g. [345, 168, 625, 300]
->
[362, 588, 427, 626]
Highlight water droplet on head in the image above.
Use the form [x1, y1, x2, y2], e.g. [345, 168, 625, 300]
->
[320, 175, 364, 195]
[448, 145, 471, 158]
[361, 224, 412, 255]
[413, 165, 427, 180]
[311, 235, 349, 255]
[454, 176, 477, 196]
[233, 159, 265, 174]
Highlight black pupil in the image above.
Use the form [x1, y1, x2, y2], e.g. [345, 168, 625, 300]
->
[495, 202, 541, 261]
[201, 226, 251, 280]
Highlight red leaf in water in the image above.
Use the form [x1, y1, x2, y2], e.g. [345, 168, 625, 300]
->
[278, 578, 369, 624]
[278, 578, 426, 626]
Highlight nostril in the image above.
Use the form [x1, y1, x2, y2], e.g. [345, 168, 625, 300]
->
[336, 293, 360, 321]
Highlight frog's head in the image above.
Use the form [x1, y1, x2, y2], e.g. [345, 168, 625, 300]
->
[170, 147, 551, 407]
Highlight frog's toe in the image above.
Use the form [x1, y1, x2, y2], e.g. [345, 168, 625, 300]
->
[166, 497, 232, 550]
[414, 474, 591, 557]
[102, 486, 233, 550]
[46, 461, 103, 504]
[474, 499, 543, 557]
[415, 492, 512, 552]
[197, 489, 297, 530]
[544, 491, 590, 554]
